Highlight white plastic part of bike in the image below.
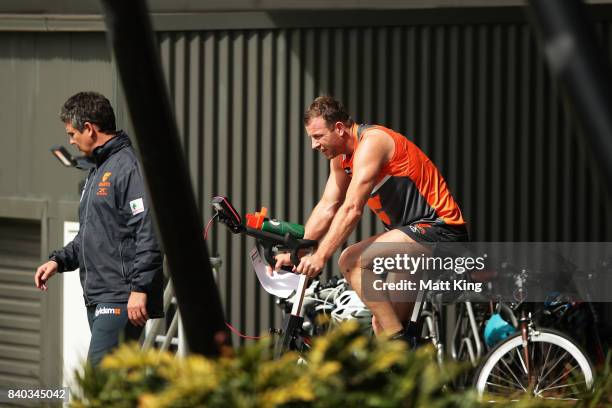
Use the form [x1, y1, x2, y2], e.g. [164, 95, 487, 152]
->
[250, 246, 300, 298]
[291, 274, 310, 316]
[475, 329, 594, 399]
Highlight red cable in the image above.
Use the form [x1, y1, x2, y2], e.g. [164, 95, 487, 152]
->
[203, 216, 215, 240]
[225, 322, 267, 340]
[204, 214, 265, 340]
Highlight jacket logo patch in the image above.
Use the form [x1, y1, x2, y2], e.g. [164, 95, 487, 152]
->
[97, 187, 108, 196]
[130, 198, 145, 215]
[99, 173, 112, 188]
[95, 306, 121, 317]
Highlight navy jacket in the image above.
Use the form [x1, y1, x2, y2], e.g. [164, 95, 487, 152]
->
[50, 132, 164, 318]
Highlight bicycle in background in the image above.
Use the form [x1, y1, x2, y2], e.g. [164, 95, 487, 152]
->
[472, 267, 597, 401]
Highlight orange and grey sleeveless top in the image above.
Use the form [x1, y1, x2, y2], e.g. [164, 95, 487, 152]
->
[341, 124, 466, 229]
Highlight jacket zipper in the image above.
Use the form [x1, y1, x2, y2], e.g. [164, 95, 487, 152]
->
[119, 240, 127, 282]
[81, 168, 97, 304]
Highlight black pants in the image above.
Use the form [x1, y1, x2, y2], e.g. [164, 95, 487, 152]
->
[86, 303, 143, 366]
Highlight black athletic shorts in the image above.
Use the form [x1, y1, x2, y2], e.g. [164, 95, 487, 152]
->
[398, 223, 469, 243]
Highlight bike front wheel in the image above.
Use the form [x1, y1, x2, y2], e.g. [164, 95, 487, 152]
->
[474, 328, 594, 401]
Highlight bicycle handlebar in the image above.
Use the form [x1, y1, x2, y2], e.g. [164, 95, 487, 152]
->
[212, 196, 317, 272]
[245, 227, 317, 271]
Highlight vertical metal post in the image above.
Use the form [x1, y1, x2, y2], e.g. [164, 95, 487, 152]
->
[99, 0, 229, 356]
[529, 0, 612, 196]
[178, 313, 187, 357]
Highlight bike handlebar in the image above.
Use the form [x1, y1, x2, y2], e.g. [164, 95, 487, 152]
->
[245, 227, 317, 271]
[212, 196, 317, 272]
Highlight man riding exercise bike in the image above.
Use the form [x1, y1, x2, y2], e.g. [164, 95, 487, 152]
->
[271, 96, 469, 342]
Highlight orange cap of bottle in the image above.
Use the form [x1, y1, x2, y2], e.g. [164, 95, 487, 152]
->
[245, 207, 268, 229]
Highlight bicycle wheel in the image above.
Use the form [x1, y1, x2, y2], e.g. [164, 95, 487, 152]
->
[474, 328, 594, 401]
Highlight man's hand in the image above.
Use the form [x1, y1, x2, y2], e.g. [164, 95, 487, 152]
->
[266, 252, 293, 276]
[295, 253, 326, 278]
[127, 291, 149, 326]
[34, 261, 58, 291]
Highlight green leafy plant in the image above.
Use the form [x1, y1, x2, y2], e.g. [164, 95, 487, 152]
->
[71, 321, 612, 407]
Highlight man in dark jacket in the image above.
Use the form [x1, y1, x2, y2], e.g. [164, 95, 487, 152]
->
[34, 92, 164, 365]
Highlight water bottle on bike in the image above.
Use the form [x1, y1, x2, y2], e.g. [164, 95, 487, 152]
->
[245, 207, 305, 239]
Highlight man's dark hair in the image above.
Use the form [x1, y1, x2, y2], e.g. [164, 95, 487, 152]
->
[59, 92, 116, 133]
[303, 96, 354, 128]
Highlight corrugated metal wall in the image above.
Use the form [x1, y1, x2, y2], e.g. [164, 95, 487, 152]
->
[0, 218, 43, 387]
[156, 22, 612, 341]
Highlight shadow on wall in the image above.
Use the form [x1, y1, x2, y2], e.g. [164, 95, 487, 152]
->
[0, 32, 116, 201]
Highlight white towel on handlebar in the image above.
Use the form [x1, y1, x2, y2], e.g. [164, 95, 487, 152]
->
[250, 246, 300, 298]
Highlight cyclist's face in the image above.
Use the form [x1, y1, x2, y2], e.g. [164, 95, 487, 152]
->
[305, 116, 345, 159]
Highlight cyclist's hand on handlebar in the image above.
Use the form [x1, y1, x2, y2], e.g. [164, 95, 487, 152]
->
[296, 253, 326, 278]
[267, 252, 293, 276]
